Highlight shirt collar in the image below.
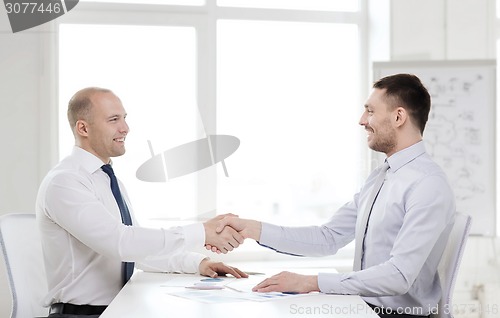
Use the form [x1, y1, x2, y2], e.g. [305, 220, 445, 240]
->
[71, 146, 109, 174]
[386, 140, 426, 172]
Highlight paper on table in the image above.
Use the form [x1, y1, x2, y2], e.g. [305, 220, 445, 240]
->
[159, 275, 226, 288]
[160, 274, 307, 303]
[168, 289, 305, 303]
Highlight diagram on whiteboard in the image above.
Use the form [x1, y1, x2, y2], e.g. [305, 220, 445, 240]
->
[374, 61, 496, 236]
[425, 74, 486, 202]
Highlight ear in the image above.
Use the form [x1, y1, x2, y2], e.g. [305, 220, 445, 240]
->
[394, 107, 408, 128]
[75, 120, 89, 137]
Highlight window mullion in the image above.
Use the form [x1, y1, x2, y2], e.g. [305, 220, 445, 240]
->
[195, 0, 218, 220]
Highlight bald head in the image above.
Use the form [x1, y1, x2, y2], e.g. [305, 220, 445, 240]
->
[67, 87, 113, 134]
[66, 87, 129, 163]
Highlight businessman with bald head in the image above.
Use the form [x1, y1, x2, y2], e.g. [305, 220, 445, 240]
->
[37, 87, 247, 317]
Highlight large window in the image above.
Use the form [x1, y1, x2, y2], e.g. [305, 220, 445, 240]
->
[59, 23, 201, 223]
[58, 1, 366, 241]
[217, 20, 360, 225]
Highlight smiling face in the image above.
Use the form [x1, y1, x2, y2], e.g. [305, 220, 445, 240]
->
[359, 88, 397, 156]
[76, 91, 129, 163]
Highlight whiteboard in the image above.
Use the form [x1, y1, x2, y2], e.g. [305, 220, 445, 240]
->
[373, 60, 496, 236]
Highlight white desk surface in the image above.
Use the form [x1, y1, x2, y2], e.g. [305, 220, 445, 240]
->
[100, 262, 379, 318]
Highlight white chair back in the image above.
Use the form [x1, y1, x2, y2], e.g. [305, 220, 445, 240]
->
[433, 212, 472, 318]
[0, 213, 48, 318]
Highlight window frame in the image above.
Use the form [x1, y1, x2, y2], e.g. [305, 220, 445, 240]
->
[53, 0, 371, 261]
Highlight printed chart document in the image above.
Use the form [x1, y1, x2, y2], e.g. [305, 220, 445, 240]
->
[160, 274, 311, 304]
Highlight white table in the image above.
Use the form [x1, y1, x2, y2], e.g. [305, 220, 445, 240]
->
[100, 264, 379, 318]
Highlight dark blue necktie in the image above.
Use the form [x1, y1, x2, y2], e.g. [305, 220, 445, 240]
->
[101, 164, 134, 286]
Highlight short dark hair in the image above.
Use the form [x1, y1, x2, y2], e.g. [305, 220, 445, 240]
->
[373, 73, 431, 134]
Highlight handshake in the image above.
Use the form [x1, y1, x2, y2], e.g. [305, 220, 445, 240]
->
[203, 214, 261, 254]
[202, 214, 321, 294]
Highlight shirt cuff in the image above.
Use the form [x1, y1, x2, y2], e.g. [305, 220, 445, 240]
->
[187, 252, 210, 274]
[258, 222, 280, 246]
[182, 222, 205, 249]
[318, 272, 351, 294]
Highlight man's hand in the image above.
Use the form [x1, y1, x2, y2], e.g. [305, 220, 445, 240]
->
[204, 214, 244, 254]
[216, 216, 262, 241]
[199, 258, 249, 279]
[205, 216, 262, 253]
[252, 271, 319, 294]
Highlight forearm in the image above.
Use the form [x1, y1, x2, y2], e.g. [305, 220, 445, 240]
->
[259, 222, 346, 257]
[136, 252, 206, 274]
[243, 219, 262, 241]
[318, 262, 409, 296]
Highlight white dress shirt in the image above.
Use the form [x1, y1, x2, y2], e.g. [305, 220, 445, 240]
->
[259, 141, 456, 316]
[36, 146, 206, 306]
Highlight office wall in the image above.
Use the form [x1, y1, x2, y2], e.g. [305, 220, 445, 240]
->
[1, 7, 40, 316]
[0, 4, 58, 314]
[391, 0, 495, 60]
[0, 0, 496, 316]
